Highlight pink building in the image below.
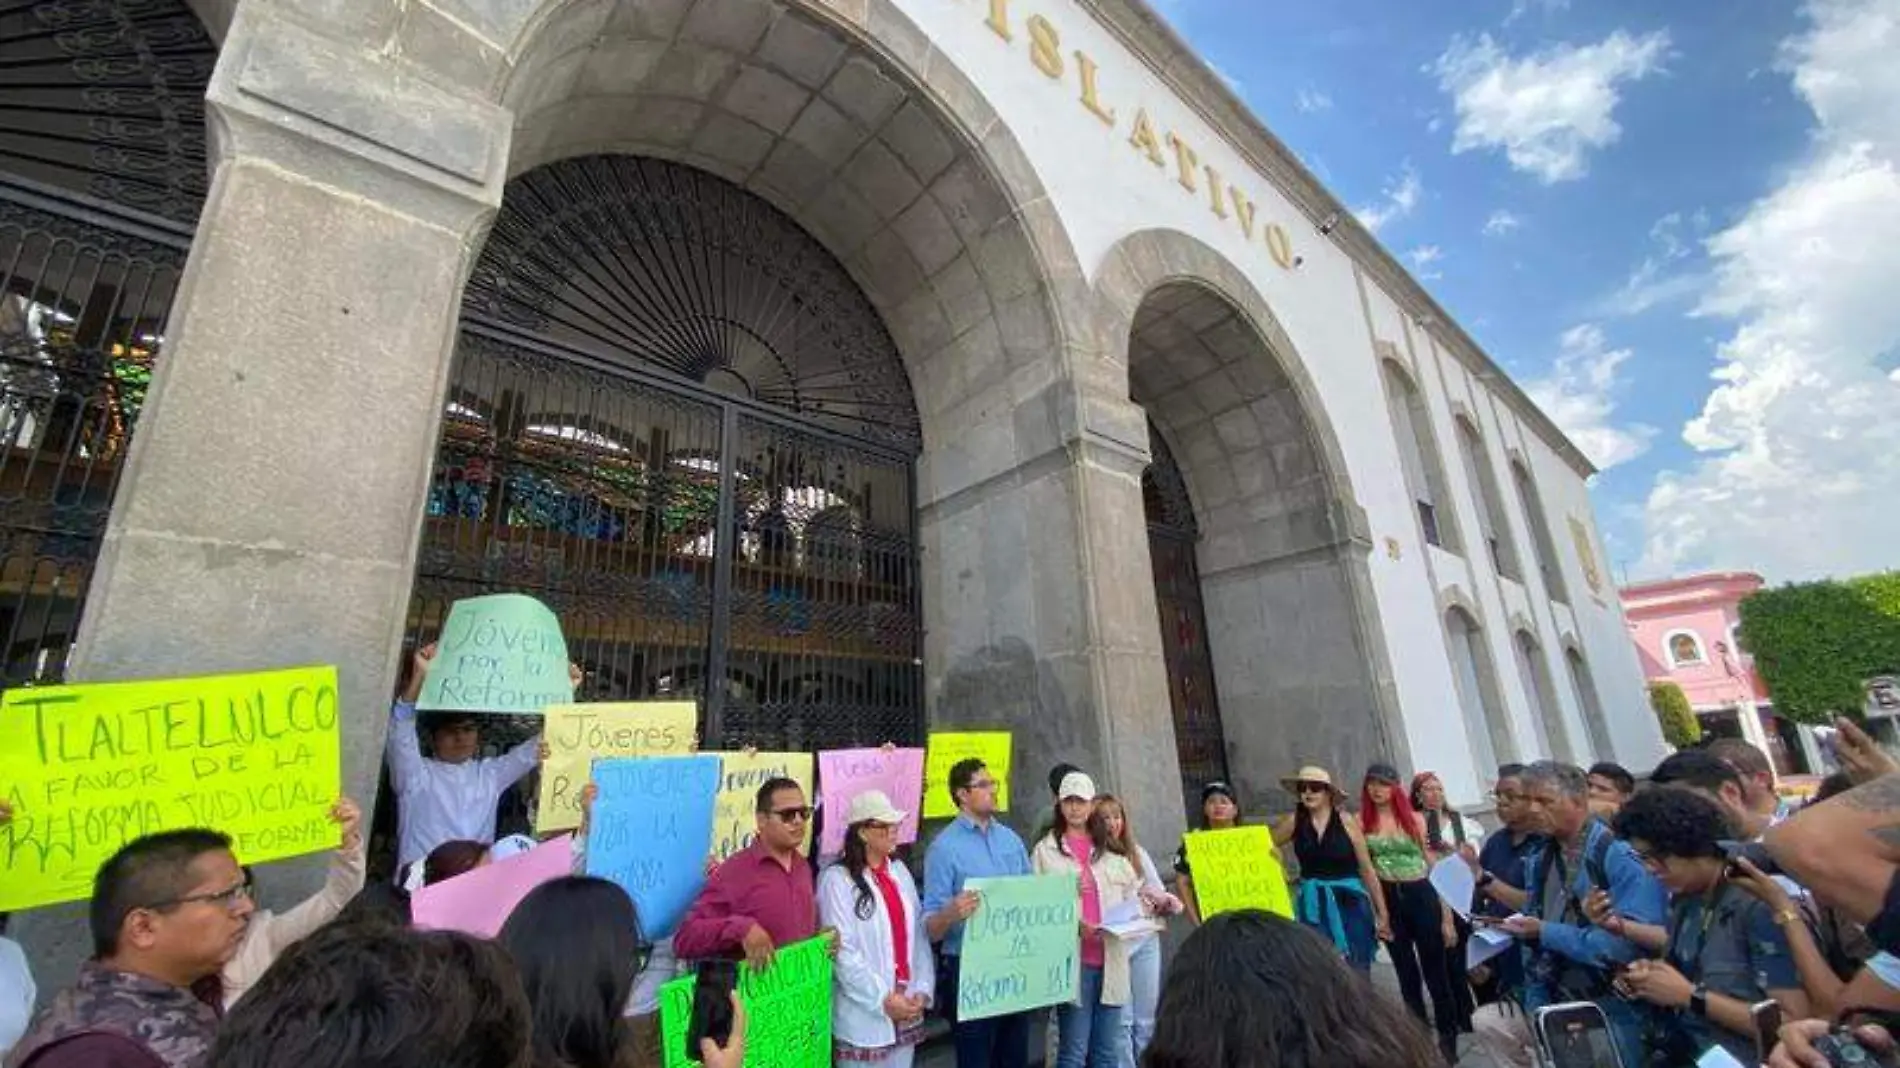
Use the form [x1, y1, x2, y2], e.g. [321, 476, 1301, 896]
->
[1620, 572, 1810, 775]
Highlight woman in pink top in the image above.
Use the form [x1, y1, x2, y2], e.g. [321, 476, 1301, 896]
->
[1031, 772, 1142, 1068]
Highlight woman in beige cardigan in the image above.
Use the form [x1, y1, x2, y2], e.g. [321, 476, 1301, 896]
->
[1031, 772, 1144, 1068]
[220, 796, 366, 1007]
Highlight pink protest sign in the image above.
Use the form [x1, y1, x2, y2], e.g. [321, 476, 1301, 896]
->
[817, 747, 925, 857]
[412, 834, 574, 937]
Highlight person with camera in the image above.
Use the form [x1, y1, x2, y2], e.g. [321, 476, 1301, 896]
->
[1593, 786, 1810, 1063]
[1497, 762, 1667, 1068]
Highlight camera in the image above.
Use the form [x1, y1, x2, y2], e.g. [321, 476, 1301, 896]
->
[1719, 839, 1783, 878]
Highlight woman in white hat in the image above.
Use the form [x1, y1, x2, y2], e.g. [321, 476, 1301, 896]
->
[1032, 770, 1142, 1068]
[818, 790, 936, 1066]
[1270, 766, 1389, 974]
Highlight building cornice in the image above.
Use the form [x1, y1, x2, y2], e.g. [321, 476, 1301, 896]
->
[1070, 0, 1599, 479]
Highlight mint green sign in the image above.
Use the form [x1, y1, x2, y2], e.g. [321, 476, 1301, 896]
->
[416, 594, 573, 715]
[957, 873, 1079, 1021]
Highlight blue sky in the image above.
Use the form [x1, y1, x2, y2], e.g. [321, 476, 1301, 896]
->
[1152, 0, 1900, 586]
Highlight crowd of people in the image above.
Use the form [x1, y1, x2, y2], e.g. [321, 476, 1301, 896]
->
[9, 634, 1900, 1068]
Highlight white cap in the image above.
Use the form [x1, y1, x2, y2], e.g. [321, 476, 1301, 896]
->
[1058, 771, 1098, 801]
[846, 789, 908, 826]
[488, 834, 537, 861]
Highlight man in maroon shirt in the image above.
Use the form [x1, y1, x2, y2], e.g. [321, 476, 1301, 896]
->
[12, 828, 255, 1068]
[673, 777, 818, 970]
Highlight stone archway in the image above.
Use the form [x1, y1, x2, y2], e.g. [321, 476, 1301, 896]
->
[1095, 230, 1405, 808]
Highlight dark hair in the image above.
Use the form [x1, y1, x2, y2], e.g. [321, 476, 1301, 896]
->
[1612, 785, 1732, 859]
[1200, 784, 1243, 830]
[948, 758, 986, 806]
[424, 840, 488, 886]
[1814, 771, 1856, 804]
[754, 777, 803, 814]
[208, 923, 530, 1068]
[840, 822, 879, 921]
[332, 881, 413, 929]
[1048, 763, 1081, 797]
[1707, 737, 1772, 781]
[498, 877, 644, 1068]
[1650, 749, 1744, 796]
[1496, 763, 1527, 780]
[1587, 762, 1637, 797]
[419, 711, 480, 736]
[90, 828, 234, 957]
[1144, 910, 1440, 1068]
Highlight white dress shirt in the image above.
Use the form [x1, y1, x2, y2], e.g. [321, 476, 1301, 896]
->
[386, 701, 541, 867]
[0, 936, 34, 1057]
[818, 861, 936, 1051]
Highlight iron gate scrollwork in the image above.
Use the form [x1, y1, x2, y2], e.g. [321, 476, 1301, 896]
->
[405, 156, 925, 775]
[1144, 423, 1232, 819]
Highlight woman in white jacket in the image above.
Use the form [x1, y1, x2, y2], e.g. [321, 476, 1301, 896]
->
[818, 790, 935, 1066]
[1033, 772, 1143, 1068]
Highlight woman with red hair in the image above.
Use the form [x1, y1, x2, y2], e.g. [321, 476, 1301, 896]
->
[1360, 763, 1461, 1065]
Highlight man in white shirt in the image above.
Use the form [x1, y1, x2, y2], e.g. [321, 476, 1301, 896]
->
[386, 643, 569, 871]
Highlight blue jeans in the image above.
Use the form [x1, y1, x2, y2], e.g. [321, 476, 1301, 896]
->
[1056, 965, 1125, 1068]
[942, 953, 1031, 1068]
[1119, 938, 1162, 1068]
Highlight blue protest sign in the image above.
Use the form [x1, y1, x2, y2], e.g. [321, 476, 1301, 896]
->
[586, 755, 721, 938]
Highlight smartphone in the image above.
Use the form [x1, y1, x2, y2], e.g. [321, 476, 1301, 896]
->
[686, 960, 738, 1062]
[1719, 839, 1783, 877]
[1751, 999, 1783, 1062]
[1533, 1001, 1626, 1068]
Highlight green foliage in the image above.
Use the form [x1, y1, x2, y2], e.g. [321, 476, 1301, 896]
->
[1738, 572, 1900, 724]
[1648, 681, 1701, 748]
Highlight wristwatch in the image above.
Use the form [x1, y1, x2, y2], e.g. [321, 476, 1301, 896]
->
[1688, 984, 1709, 1018]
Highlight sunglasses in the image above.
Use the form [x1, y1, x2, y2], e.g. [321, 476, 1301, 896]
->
[768, 806, 812, 824]
[1298, 783, 1331, 795]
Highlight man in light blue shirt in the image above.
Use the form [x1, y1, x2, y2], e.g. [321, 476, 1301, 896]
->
[923, 757, 1032, 1068]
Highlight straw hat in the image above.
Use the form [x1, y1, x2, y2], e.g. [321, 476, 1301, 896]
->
[1279, 765, 1347, 802]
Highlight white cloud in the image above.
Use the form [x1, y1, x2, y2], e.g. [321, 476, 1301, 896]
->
[1525, 324, 1657, 470]
[1505, 0, 1572, 25]
[1636, 0, 1900, 582]
[1296, 87, 1334, 113]
[1599, 212, 1714, 316]
[1431, 30, 1671, 183]
[1408, 244, 1445, 280]
[1483, 209, 1523, 236]
[1355, 164, 1423, 233]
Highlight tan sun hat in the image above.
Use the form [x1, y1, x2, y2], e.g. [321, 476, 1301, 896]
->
[1279, 765, 1348, 802]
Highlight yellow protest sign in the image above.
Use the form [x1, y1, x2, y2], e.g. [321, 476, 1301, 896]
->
[536, 702, 697, 831]
[0, 666, 343, 911]
[922, 731, 1011, 819]
[1183, 826, 1294, 920]
[709, 752, 814, 862]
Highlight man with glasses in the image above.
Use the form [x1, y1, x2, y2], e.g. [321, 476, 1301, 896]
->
[923, 757, 1033, 1068]
[1500, 761, 1666, 1068]
[12, 829, 256, 1068]
[674, 777, 818, 972]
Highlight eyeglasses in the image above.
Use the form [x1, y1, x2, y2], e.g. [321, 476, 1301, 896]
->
[966, 779, 998, 792]
[769, 806, 812, 824]
[146, 880, 252, 912]
[860, 820, 893, 831]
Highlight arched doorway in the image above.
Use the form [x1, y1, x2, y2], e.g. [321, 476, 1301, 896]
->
[1143, 423, 1232, 817]
[0, 0, 213, 688]
[405, 156, 925, 766]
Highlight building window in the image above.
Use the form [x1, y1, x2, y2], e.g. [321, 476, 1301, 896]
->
[1446, 606, 1515, 769]
[1381, 359, 1459, 552]
[1455, 416, 1521, 581]
[1666, 630, 1706, 667]
[1511, 459, 1568, 603]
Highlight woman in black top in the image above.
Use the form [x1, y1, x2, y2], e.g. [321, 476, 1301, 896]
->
[1269, 766, 1388, 972]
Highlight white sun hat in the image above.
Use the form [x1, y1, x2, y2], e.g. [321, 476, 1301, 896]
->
[846, 789, 908, 826]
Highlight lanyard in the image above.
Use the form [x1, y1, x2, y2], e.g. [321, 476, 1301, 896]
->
[1669, 877, 1731, 981]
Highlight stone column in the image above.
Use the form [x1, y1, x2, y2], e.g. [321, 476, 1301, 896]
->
[15, 4, 508, 971]
[919, 370, 1185, 859]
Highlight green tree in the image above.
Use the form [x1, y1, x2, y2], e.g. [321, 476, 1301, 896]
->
[1738, 572, 1900, 724]
[1649, 681, 1701, 748]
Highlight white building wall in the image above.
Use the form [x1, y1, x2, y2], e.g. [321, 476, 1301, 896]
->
[890, 0, 1659, 790]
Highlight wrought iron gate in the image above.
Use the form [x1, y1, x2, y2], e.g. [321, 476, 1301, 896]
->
[404, 156, 925, 761]
[1144, 423, 1232, 818]
[0, 0, 213, 688]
